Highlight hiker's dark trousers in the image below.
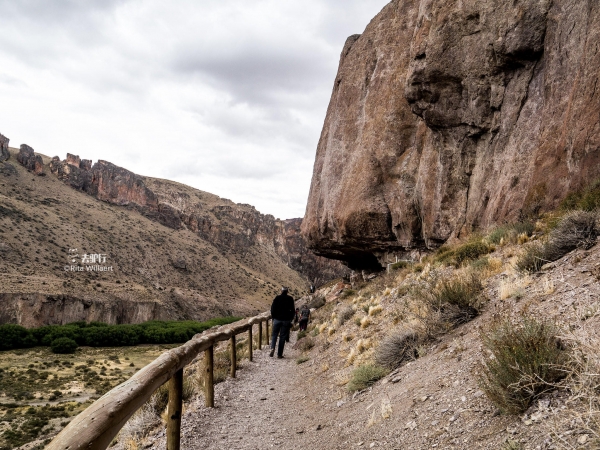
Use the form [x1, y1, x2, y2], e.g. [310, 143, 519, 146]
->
[271, 319, 291, 357]
[299, 319, 308, 331]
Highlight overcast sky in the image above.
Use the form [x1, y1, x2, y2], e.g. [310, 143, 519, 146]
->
[0, 0, 389, 219]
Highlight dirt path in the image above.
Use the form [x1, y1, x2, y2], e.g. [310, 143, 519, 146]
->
[152, 332, 328, 450]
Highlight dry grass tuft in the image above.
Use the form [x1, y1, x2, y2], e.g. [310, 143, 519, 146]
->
[375, 328, 420, 370]
[360, 316, 372, 328]
[368, 305, 383, 316]
[347, 364, 387, 392]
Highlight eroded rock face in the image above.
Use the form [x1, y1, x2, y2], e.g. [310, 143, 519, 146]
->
[0, 133, 9, 162]
[0, 292, 235, 327]
[303, 0, 600, 269]
[49, 155, 348, 284]
[16, 144, 44, 175]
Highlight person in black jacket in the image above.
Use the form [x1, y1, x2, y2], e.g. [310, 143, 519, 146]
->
[270, 286, 295, 358]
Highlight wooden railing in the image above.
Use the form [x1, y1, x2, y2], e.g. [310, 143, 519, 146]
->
[47, 313, 272, 450]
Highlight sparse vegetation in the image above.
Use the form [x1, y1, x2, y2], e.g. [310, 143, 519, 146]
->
[296, 356, 309, 364]
[347, 364, 387, 392]
[375, 329, 420, 370]
[337, 306, 355, 325]
[517, 210, 598, 272]
[478, 315, 569, 414]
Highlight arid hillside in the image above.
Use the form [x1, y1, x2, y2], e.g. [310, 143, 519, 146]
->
[0, 146, 342, 326]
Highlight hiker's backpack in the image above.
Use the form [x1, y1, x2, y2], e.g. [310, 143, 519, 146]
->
[300, 307, 310, 320]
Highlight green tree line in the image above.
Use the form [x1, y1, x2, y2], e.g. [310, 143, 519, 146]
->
[0, 317, 241, 352]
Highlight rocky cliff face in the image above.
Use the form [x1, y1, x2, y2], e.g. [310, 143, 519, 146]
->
[0, 134, 8, 162]
[303, 0, 600, 269]
[17, 144, 44, 175]
[0, 293, 235, 328]
[49, 154, 348, 284]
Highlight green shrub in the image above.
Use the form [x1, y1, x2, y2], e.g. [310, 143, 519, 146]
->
[454, 240, 492, 265]
[488, 222, 535, 245]
[50, 337, 78, 354]
[347, 364, 388, 392]
[296, 356, 309, 364]
[478, 316, 568, 414]
[560, 178, 600, 211]
[297, 330, 307, 340]
[0, 316, 241, 351]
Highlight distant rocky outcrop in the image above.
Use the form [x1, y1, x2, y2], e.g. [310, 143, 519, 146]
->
[0, 292, 232, 327]
[16, 144, 44, 175]
[49, 154, 348, 284]
[303, 0, 600, 269]
[0, 133, 9, 162]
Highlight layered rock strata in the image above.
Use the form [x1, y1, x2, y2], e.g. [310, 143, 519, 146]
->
[16, 144, 44, 175]
[303, 0, 600, 269]
[48, 154, 348, 284]
[0, 293, 234, 328]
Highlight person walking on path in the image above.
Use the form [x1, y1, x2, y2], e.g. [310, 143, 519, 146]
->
[298, 304, 310, 331]
[270, 286, 295, 358]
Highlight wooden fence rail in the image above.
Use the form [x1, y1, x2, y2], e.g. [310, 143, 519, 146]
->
[47, 312, 272, 450]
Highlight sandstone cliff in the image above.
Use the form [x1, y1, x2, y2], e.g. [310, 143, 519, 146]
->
[303, 0, 600, 269]
[48, 154, 347, 285]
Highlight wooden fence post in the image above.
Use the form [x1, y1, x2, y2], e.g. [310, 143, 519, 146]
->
[230, 334, 236, 378]
[205, 345, 214, 408]
[258, 321, 263, 350]
[266, 319, 270, 346]
[166, 368, 183, 450]
[248, 326, 253, 362]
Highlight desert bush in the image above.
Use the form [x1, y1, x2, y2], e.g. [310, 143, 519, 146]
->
[487, 222, 535, 245]
[338, 306, 355, 325]
[297, 330, 307, 340]
[390, 261, 412, 271]
[546, 335, 600, 448]
[561, 178, 600, 211]
[375, 329, 420, 370]
[478, 315, 568, 414]
[347, 364, 387, 392]
[308, 296, 326, 309]
[517, 211, 598, 272]
[295, 336, 314, 352]
[296, 356, 309, 364]
[50, 337, 78, 354]
[431, 272, 483, 325]
[454, 239, 492, 265]
[340, 289, 356, 299]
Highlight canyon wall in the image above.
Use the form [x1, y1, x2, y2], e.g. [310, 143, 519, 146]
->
[303, 0, 600, 269]
[0, 293, 235, 328]
[47, 154, 348, 284]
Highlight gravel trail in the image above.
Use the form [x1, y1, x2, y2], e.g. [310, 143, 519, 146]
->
[152, 332, 331, 450]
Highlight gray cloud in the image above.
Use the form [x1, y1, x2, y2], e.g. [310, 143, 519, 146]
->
[0, 0, 390, 218]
